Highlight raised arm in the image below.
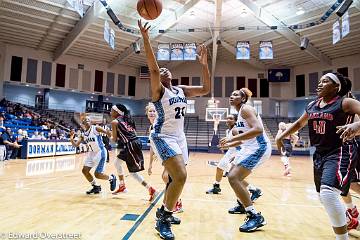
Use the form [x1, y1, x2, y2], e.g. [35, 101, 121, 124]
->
[275, 112, 308, 151]
[138, 20, 163, 102]
[179, 44, 210, 97]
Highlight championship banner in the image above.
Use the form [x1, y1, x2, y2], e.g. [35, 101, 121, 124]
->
[55, 141, 77, 156]
[109, 28, 115, 50]
[333, 20, 341, 44]
[236, 41, 250, 60]
[67, 0, 83, 17]
[171, 43, 184, 61]
[184, 43, 197, 60]
[342, 11, 350, 38]
[259, 41, 273, 60]
[104, 20, 110, 44]
[157, 43, 170, 61]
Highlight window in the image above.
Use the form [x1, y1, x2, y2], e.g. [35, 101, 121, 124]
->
[253, 100, 262, 115]
[186, 100, 195, 113]
[275, 101, 280, 116]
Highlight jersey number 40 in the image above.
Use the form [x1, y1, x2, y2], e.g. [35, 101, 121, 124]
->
[313, 120, 326, 134]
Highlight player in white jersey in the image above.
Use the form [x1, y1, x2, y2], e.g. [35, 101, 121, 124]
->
[70, 117, 117, 195]
[220, 88, 271, 232]
[139, 19, 210, 239]
[206, 114, 240, 194]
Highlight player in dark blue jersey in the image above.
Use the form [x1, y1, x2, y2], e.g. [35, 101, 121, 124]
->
[276, 73, 360, 240]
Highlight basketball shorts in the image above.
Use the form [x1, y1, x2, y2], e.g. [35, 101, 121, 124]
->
[282, 143, 293, 157]
[313, 144, 357, 196]
[352, 138, 360, 183]
[217, 147, 241, 171]
[150, 133, 189, 165]
[117, 139, 145, 173]
[233, 141, 271, 170]
[84, 147, 107, 173]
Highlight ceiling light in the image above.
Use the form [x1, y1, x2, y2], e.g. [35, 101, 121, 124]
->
[296, 9, 305, 15]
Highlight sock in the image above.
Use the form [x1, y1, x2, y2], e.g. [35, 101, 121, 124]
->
[119, 179, 125, 185]
[164, 206, 172, 213]
[245, 205, 257, 215]
[346, 203, 355, 209]
[108, 175, 112, 181]
[335, 233, 348, 240]
[214, 181, 220, 185]
[143, 182, 150, 190]
[247, 184, 256, 191]
[90, 180, 97, 186]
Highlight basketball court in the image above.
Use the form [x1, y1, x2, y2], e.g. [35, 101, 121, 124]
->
[2, 152, 360, 240]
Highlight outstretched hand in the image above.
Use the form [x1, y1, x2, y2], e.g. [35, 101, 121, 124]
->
[336, 123, 359, 142]
[197, 44, 208, 66]
[138, 19, 151, 40]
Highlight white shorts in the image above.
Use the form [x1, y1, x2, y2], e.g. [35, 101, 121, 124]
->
[150, 133, 189, 165]
[84, 148, 107, 173]
[217, 147, 240, 171]
[234, 141, 271, 170]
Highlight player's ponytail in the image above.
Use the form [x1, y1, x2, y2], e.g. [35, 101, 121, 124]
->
[239, 88, 252, 103]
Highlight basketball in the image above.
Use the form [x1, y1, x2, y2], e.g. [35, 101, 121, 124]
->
[137, 0, 162, 20]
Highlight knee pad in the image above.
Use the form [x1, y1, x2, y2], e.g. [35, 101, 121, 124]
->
[130, 172, 144, 184]
[319, 185, 346, 228]
[114, 158, 124, 175]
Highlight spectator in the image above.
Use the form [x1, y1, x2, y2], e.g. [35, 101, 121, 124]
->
[2, 128, 21, 160]
[39, 132, 47, 140]
[0, 116, 5, 130]
[0, 133, 6, 161]
[31, 131, 42, 140]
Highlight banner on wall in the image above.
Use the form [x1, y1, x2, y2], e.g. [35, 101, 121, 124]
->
[86, 113, 104, 124]
[259, 41, 273, 60]
[104, 20, 110, 44]
[184, 43, 197, 60]
[236, 41, 250, 60]
[109, 28, 115, 50]
[55, 142, 76, 156]
[333, 20, 341, 44]
[157, 43, 170, 61]
[67, 0, 84, 17]
[342, 11, 350, 38]
[171, 43, 184, 61]
[27, 141, 56, 158]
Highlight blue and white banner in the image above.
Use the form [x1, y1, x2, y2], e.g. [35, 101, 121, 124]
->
[184, 43, 197, 60]
[236, 41, 250, 60]
[25, 141, 76, 158]
[109, 28, 115, 50]
[104, 20, 110, 44]
[342, 11, 350, 38]
[259, 41, 273, 60]
[55, 142, 77, 156]
[333, 20, 341, 44]
[157, 43, 170, 61]
[27, 142, 56, 158]
[171, 43, 184, 61]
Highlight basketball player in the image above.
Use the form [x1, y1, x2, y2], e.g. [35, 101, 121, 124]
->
[146, 103, 182, 224]
[139, 19, 210, 240]
[69, 117, 117, 194]
[276, 73, 360, 240]
[110, 104, 158, 202]
[275, 122, 299, 176]
[207, 114, 239, 194]
[219, 88, 271, 232]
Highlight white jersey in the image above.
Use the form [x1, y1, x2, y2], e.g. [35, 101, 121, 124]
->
[236, 105, 270, 149]
[82, 125, 105, 152]
[226, 128, 241, 152]
[152, 86, 187, 137]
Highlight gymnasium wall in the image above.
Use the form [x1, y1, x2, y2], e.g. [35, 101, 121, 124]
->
[0, 42, 5, 98]
[1, 44, 143, 99]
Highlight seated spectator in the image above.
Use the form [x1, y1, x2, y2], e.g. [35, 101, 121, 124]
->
[0, 116, 5, 130]
[50, 127, 57, 140]
[31, 131, 42, 140]
[2, 128, 21, 160]
[39, 132, 47, 140]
